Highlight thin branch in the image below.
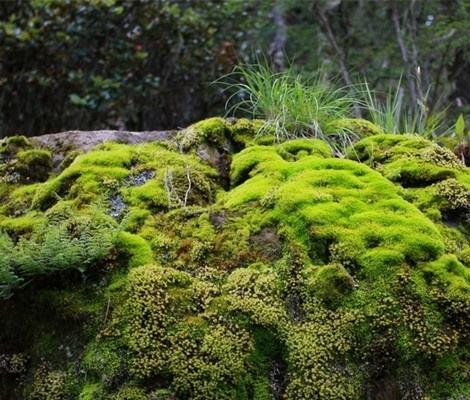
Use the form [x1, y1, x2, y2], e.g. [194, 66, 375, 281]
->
[315, 4, 353, 88]
[314, 3, 361, 117]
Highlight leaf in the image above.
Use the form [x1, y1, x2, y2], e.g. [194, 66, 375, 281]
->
[69, 93, 87, 106]
[455, 114, 465, 140]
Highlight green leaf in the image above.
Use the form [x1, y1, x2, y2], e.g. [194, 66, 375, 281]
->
[455, 114, 465, 139]
[69, 94, 88, 107]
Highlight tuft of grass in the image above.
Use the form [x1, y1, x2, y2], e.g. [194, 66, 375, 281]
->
[361, 78, 450, 137]
[221, 62, 359, 154]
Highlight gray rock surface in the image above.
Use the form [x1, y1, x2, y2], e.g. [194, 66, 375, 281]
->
[30, 129, 175, 152]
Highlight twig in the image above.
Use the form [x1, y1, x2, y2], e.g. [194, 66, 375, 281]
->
[183, 163, 192, 207]
[103, 296, 111, 325]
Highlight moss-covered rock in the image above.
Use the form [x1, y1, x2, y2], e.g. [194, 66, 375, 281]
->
[0, 136, 53, 184]
[0, 121, 469, 400]
[349, 134, 470, 234]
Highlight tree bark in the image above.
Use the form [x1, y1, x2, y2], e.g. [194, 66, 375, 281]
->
[391, 0, 418, 106]
[269, 0, 287, 71]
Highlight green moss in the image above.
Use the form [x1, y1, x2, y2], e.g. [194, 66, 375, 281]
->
[0, 139, 52, 184]
[229, 139, 330, 188]
[119, 207, 151, 232]
[23, 141, 217, 217]
[348, 133, 470, 236]
[3, 183, 41, 215]
[0, 135, 31, 155]
[79, 383, 105, 400]
[82, 340, 124, 387]
[26, 364, 78, 400]
[224, 144, 444, 275]
[348, 134, 465, 185]
[179, 117, 272, 152]
[115, 231, 153, 268]
[179, 117, 230, 150]
[283, 306, 361, 399]
[228, 118, 266, 143]
[111, 386, 147, 400]
[224, 263, 280, 301]
[330, 118, 383, 137]
[423, 254, 470, 301]
[303, 263, 355, 306]
[16, 149, 52, 181]
[435, 178, 470, 212]
[0, 212, 45, 235]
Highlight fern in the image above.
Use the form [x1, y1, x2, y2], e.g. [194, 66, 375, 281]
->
[0, 214, 116, 299]
[0, 233, 23, 299]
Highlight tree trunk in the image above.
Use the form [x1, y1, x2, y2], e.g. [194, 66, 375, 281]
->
[269, 0, 287, 71]
[391, 0, 418, 106]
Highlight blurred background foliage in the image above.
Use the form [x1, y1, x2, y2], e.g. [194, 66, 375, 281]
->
[0, 0, 469, 137]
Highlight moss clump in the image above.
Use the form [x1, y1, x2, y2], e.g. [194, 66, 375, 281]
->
[422, 254, 470, 304]
[0, 136, 52, 184]
[435, 178, 470, 215]
[179, 117, 231, 150]
[349, 134, 470, 231]
[81, 340, 124, 388]
[0, 135, 31, 156]
[79, 383, 105, 400]
[0, 352, 28, 375]
[27, 364, 71, 400]
[348, 134, 465, 185]
[330, 117, 383, 138]
[224, 142, 444, 273]
[303, 263, 355, 307]
[4, 141, 218, 224]
[111, 386, 147, 400]
[178, 117, 265, 151]
[229, 138, 331, 189]
[114, 231, 153, 268]
[16, 149, 53, 181]
[106, 263, 255, 399]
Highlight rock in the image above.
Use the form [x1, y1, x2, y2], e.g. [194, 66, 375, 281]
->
[30, 129, 175, 152]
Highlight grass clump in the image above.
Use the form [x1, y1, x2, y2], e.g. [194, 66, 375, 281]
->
[224, 62, 359, 153]
[361, 79, 450, 137]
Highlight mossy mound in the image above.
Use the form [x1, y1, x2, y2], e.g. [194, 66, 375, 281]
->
[349, 134, 466, 186]
[0, 120, 469, 399]
[349, 134, 470, 264]
[330, 118, 383, 138]
[0, 136, 53, 184]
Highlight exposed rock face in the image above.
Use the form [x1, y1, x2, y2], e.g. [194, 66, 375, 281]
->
[30, 129, 175, 152]
[0, 119, 468, 400]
